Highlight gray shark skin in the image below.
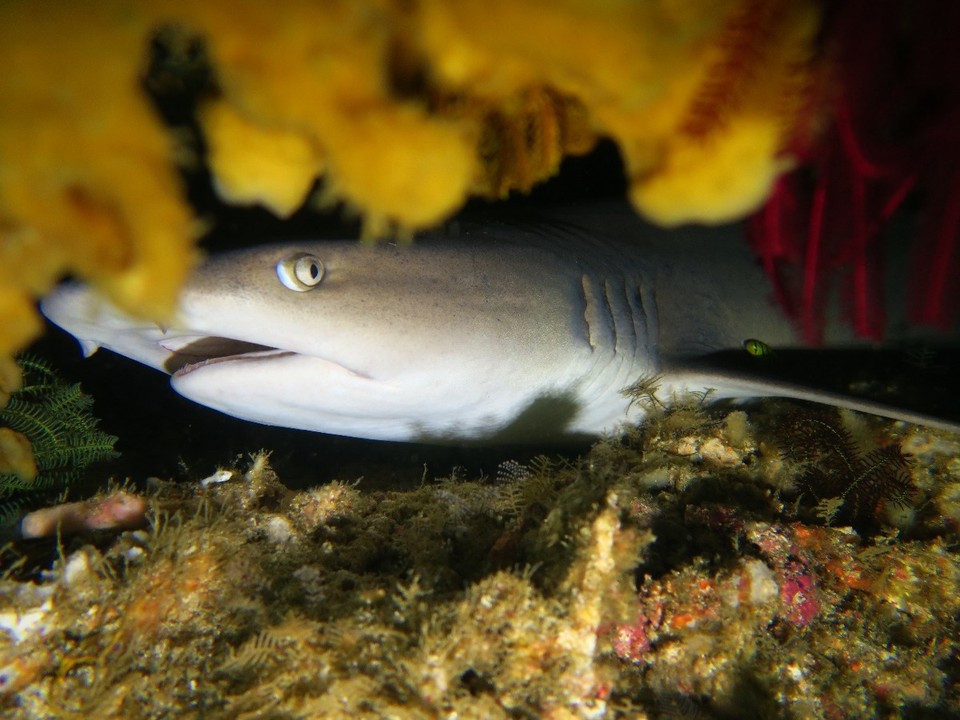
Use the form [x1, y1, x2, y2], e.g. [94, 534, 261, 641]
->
[40, 205, 960, 442]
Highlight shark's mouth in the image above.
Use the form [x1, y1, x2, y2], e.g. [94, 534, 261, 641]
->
[161, 335, 372, 380]
[162, 336, 287, 375]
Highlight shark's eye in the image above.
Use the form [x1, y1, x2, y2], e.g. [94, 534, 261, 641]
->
[277, 253, 325, 291]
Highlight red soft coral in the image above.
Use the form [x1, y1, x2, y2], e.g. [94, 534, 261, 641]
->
[750, 0, 960, 343]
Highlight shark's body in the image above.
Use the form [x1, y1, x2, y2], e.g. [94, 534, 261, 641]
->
[41, 206, 959, 442]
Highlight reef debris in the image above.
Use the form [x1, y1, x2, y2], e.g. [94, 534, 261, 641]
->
[16, 492, 148, 541]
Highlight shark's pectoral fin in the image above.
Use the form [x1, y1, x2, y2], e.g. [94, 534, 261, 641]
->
[663, 347, 960, 432]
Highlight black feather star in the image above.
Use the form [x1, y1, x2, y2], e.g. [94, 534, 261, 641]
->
[772, 406, 915, 528]
[0, 355, 118, 523]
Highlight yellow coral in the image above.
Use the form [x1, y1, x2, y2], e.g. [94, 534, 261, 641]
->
[628, 0, 822, 224]
[161, 0, 477, 231]
[200, 100, 322, 218]
[0, 0, 823, 363]
[0, 427, 36, 481]
[0, 357, 20, 410]
[0, 0, 197, 360]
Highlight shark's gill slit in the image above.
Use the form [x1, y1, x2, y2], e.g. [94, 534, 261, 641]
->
[579, 274, 596, 350]
[580, 274, 615, 352]
[603, 278, 626, 354]
[616, 279, 639, 353]
[627, 282, 649, 355]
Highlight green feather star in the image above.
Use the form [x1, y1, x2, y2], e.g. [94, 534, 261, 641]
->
[0, 355, 118, 523]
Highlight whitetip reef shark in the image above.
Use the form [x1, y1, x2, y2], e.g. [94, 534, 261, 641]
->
[41, 204, 960, 443]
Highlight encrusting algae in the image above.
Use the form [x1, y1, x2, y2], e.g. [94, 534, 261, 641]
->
[1, 399, 959, 718]
[0, 0, 826, 369]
